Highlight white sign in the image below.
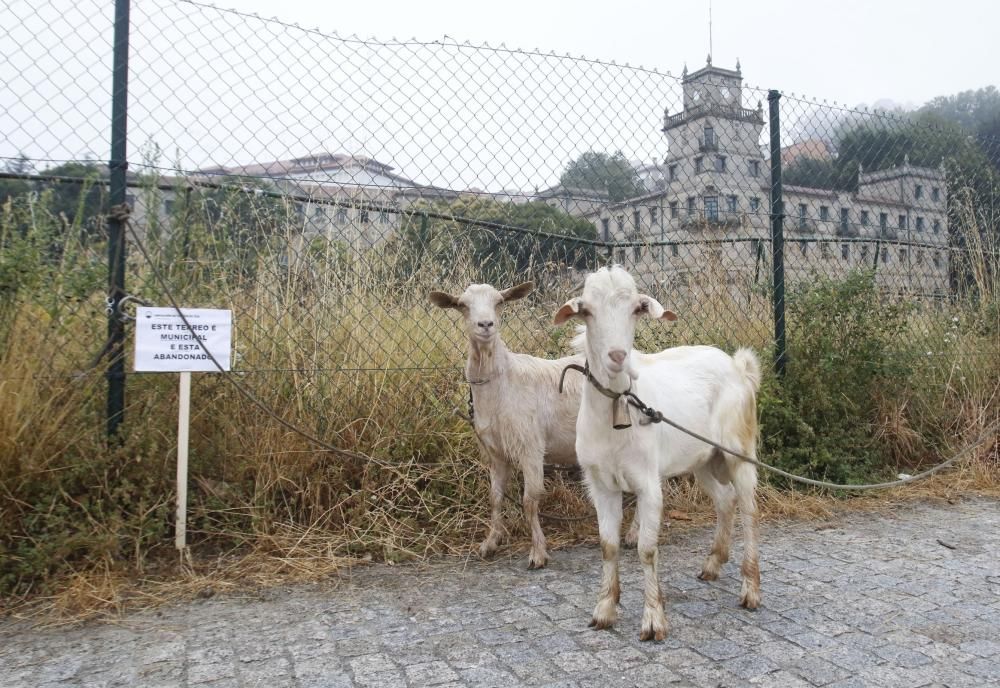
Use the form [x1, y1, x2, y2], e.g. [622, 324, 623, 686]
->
[134, 307, 232, 372]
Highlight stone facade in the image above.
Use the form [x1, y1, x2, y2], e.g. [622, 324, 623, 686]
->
[585, 59, 949, 297]
[127, 154, 457, 251]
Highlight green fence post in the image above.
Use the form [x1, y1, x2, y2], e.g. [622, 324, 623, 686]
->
[106, 0, 131, 439]
[767, 90, 787, 377]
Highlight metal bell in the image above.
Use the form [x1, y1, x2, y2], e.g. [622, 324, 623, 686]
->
[612, 396, 632, 429]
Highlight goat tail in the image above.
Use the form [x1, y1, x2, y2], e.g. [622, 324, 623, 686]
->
[732, 347, 762, 393]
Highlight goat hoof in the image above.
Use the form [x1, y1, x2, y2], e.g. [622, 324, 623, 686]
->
[697, 570, 719, 581]
[639, 627, 667, 642]
[479, 542, 498, 559]
[739, 580, 761, 609]
[740, 594, 760, 610]
[527, 555, 548, 570]
[640, 607, 669, 641]
[589, 617, 614, 630]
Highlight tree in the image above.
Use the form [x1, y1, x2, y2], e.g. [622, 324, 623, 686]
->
[395, 197, 598, 283]
[920, 86, 1000, 134]
[39, 161, 108, 233]
[0, 154, 33, 205]
[783, 157, 843, 191]
[559, 151, 644, 202]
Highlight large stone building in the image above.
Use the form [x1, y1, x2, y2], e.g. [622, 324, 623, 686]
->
[198, 153, 457, 248]
[585, 58, 949, 297]
[126, 153, 457, 250]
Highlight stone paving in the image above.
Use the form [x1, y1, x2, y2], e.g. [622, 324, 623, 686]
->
[1, 498, 999, 687]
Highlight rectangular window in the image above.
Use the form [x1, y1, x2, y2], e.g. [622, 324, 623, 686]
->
[861, 245, 870, 261]
[799, 241, 808, 256]
[915, 184, 923, 199]
[617, 216, 624, 233]
[617, 248, 626, 264]
[932, 219, 941, 234]
[633, 210, 641, 232]
[669, 201, 678, 218]
[820, 242, 832, 259]
[820, 206, 829, 221]
[900, 248, 908, 262]
[898, 214, 907, 230]
[704, 125, 716, 147]
[668, 164, 677, 181]
[933, 251, 941, 267]
[727, 195, 738, 213]
[335, 207, 348, 223]
[715, 156, 727, 173]
[840, 208, 849, 233]
[695, 157, 703, 173]
[378, 209, 390, 225]
[879, 213, 888, 232]
[634, 245, 642, 261]
[798, 204, 807, 229]
[671, 243, 679, 257]
[881, 247, 889, 263]
[932, 187, 940, 202]
[841, 243, 849, 260]
[359, 209, 370, 224]
[861, 210, 870, 226]
[915, 216, 925, 231]
[704, 196, 719, 222]
[649, 206, 658, 226]
[687, 197, 696, 216]
[601, 218, 610, 241]
[163, 199, 175, 215]
[916, 250, 924, 265]
[750, 197, 760, 212]
[749, 160, 760, 177]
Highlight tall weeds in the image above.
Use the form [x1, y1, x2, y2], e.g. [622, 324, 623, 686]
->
[1, 182, 996, 615]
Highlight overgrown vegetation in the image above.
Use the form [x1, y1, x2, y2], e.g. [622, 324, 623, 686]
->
[0, 177, 997, 618]
[760, 271, 915, 484]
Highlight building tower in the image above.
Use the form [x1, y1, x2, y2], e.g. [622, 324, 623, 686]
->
[661, 57, 765, 227]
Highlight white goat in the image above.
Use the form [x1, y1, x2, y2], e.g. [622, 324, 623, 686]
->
[554, 265, 762, 641]
[430, 281, 584, 569]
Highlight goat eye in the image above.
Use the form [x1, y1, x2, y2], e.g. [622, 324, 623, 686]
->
[634, 302, 648, 315]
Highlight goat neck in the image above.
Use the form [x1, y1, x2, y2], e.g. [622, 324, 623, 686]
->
[587, 357, 633, 395]
[466, 332, 509, 383]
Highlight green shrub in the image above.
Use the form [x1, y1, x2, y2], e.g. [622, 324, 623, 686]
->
[760, 270, 913, 485]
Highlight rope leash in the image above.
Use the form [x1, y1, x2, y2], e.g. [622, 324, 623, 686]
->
[561, 362, 998, 492]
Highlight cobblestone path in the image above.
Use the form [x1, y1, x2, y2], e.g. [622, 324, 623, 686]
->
[2, 498, 998, 687]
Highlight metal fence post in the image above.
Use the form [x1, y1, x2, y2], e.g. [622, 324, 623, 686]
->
[107, 0, 131, 439]
[767, 90, 787, 377]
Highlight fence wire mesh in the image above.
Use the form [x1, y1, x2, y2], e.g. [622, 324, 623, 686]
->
[2, 1, 998, 486]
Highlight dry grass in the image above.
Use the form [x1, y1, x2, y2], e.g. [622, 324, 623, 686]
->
[8, 449, 997, 628]
[2, 189, 998, 627]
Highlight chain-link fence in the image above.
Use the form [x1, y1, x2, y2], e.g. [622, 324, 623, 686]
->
[2, 0, 998, 589]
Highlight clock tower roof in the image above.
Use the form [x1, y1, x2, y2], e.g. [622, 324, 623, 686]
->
[663, 58, 762, 132]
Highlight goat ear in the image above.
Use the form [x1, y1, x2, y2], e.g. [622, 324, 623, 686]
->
[553, 298, 582, 325]
[428, 291, 461, 309]
[500, 281, 534, 302]
[637, 294, 678, 321]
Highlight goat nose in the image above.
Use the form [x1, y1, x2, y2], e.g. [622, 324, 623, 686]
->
[478, 320, 494, 329]
[608, 349, 626, 364]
